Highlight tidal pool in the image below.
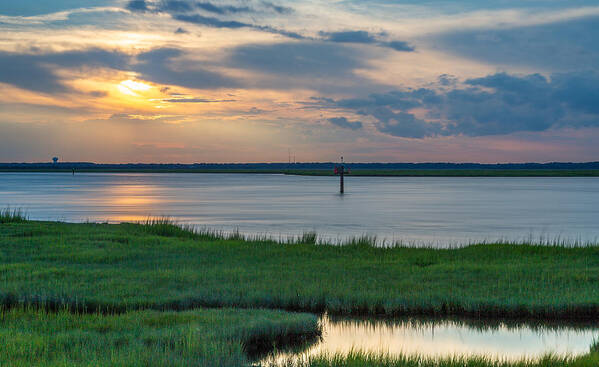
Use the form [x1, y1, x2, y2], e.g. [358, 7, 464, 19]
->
[259, 315, 599, 365]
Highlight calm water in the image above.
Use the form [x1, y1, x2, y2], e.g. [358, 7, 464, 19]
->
[260, 316, 599, 364]
[1, 172, 599, 245]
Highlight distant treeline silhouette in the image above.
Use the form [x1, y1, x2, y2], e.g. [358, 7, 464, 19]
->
[1, 162, 599, 170]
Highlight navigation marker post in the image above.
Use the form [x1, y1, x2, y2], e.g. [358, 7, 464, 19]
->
[334, 156, 350, 194]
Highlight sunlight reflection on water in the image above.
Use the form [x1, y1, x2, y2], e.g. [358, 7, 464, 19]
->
[260, 315, 599, 365]
[1, 172, 598, 246]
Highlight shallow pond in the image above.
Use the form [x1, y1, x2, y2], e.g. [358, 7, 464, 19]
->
[260, 315, 599, 365]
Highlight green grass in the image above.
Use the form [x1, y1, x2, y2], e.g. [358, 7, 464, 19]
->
[3, 219, 599, 366]
[268, 350, 599, 367]
[0, 208, 28, 223]
[2, 220, 599, 319]
[0, 307, 318, 367]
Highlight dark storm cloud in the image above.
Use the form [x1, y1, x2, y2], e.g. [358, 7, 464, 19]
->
[327, 117, 363, 130]
[321, 30, 415, 51]
[133, 48, 237, 89]
[0, 49, 129, 93]
[435, 16, 599, 71]
[320, 71, 599, 138]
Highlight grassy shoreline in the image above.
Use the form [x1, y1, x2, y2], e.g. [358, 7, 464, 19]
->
[268, 350, 599, 367]
[0, 307, 319, 367]
[1, 168, 599, 176]
[2, 219, 599, 320]
[3, 217, 599, 365]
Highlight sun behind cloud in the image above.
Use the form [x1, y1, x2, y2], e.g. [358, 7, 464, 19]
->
[118, 80, 152, 96]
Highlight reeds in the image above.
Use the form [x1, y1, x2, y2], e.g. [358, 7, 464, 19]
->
[3, 220, 599, 319]
[3, 220, 599, 366]
[0, 306, 318, 367]
[266, 350, 591, 367]
[0, 208, 27, 223]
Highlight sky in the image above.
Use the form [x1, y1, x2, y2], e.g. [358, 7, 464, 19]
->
[0, 0, 598, 163]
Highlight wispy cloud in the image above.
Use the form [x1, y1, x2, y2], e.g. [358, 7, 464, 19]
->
[328, 117, 363, 130]
[163, 98, 236, 103]
[320, 30, 415, 51]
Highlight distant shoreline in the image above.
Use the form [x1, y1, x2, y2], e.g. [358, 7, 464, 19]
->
[1, 168, 599, 176]
[2, 161, 599, 176]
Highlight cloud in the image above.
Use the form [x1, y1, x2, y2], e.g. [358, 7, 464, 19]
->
[88, 90, 108, 97]
[0, 42, 373, 95]
[0, 0, 118, 17]
[133, 47, 237, 89]
[159, 0, 194, 12]
[227, 41, 365, 78]
[126, 0, 293, 15]
[163, 98, 236, 103]
[174, 27, 188, 34]
[438, 74, 457, 86]
[173, 13, 247, 28]
[327, 117, 363, 130]
[375, 111, 441, 138]
[434, 15, 599, 71]
[261, 1, 293, 14]
[320, 71, 599, 138]
[196, 2, 251, 14]
[172, 13, 304, 38]
[384, 40, 414, 52]
[320, 30, 414, 51]
[323, 30, 377, 43]
[124, 0, 303, 39]
[108, 113, 183, 122]
[126, 0, 149, 12]
[0, 48, 129, 93]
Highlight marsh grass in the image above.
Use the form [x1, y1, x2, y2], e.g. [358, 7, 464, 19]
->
[266, 350, 599, 367]
[3, 219, 599, 366]
[0, 207, 27, 223]
[2, 220, 599, 319]
[137, 218, 384, 246]
[0, 306, 319, 367]
[136, 217, 597, 248]
[139, 217, 198, 238]
[138, 217, 318, 244]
